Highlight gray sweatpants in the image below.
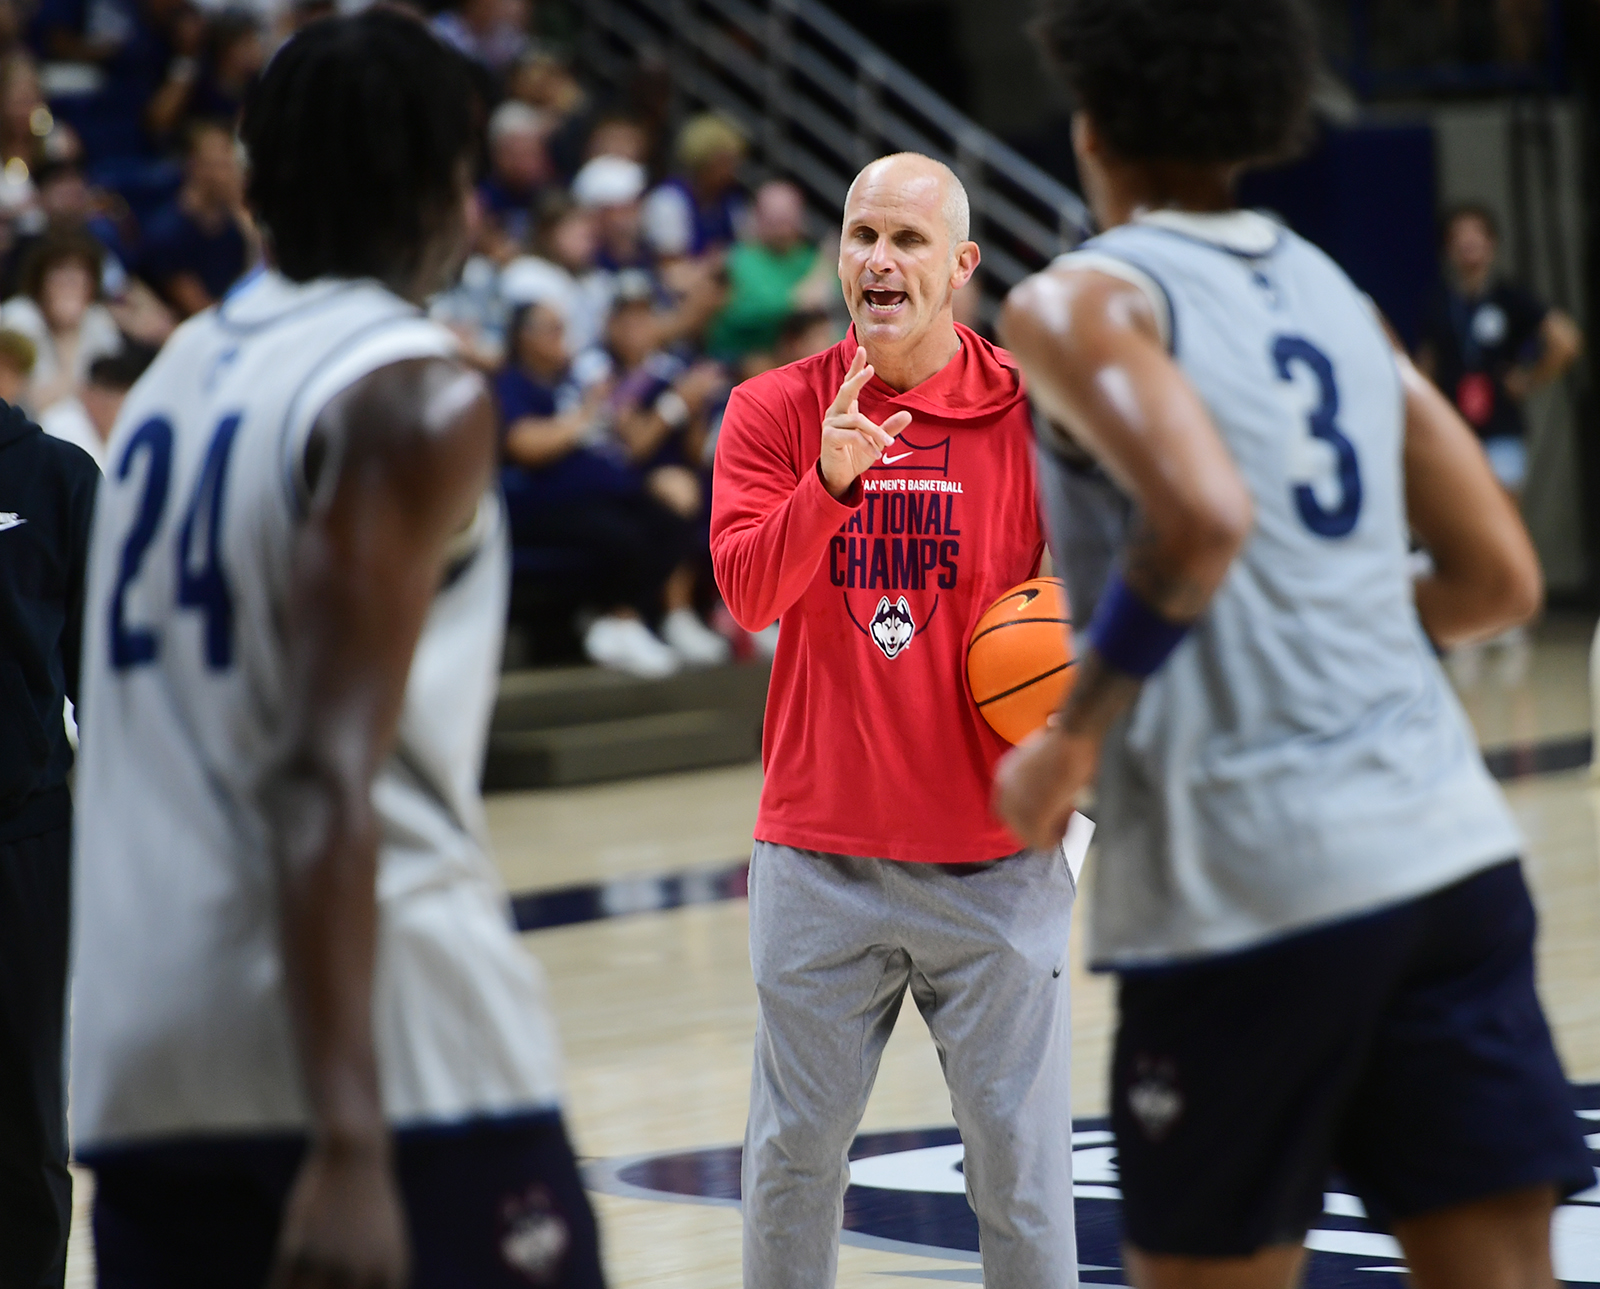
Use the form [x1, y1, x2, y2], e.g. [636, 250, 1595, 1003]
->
[742, 842, 1078, 1288]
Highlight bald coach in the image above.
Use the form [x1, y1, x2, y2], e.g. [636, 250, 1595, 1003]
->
[711, 153, 1078, 1287]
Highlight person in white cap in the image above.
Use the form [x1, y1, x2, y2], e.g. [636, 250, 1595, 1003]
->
[482, 100, 551, 247]
[502, 196, 611, 355]
[572, 155, 652, 275]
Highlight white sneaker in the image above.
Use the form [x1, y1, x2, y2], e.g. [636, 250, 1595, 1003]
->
[661, 607, 732, 667]
[584, 616, 681, 678]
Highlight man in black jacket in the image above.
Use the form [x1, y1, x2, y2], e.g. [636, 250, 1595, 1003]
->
[0, 398, 97, 1287]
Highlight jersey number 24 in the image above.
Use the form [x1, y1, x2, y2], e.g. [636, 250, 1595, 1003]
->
[1273, 335, 1363, 539]
[109, 413, 242, 672]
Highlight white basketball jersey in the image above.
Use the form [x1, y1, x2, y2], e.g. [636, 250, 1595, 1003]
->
[1047, 211, 1522, 968]
[72, 271, 563, 1153]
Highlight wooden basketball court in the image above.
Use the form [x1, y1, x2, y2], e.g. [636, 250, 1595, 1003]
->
[63, 617, 1600, 1286]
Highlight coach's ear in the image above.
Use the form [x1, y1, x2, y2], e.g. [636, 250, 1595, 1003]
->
[951, 238, 981, 293]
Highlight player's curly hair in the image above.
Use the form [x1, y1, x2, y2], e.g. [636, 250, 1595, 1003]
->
[240, 10, 479, 284]
[1033, 0, 1319, 166]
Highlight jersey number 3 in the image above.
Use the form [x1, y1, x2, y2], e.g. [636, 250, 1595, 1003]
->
[1273, 336, 1362, 539]
[110, 413, 243, 671]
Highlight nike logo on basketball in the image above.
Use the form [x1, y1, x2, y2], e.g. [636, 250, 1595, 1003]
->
[882, 451, 912, 464]
[0, 512, 25, 532]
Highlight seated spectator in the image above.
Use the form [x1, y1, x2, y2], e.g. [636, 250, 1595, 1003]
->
[430, 0, 528, 79]
[507, 54, 587, 122]
[706, 180, 836, 364]
[775, 307, 841, 363]
[135, 0, 209, 153]
[16, 159, 176, 347]
[4, 159, 133, 292]
[480, 100, 551, 250]
[642, 111, 747, 260]
[572, 154, 652, 275]
[497, 294, 703, 677]
[737, 306, 843, 382]
[188, 9, 265, 126]
[505, 185, 724, 366]
[584, 113, 651, 168]
[609, 277, 704, 461]
[502, 193, 610, 354]
[429, 189, 509, 371]
[139, 119, 252, 316]
[652, 254, 730, 355]
[506, 52, 591, 179]
[25, 0, 188, 163]
[0, 52, 80, 182]
[0, 0, 21, 55]
[0, 230, 122, 412]
[567, 160, 727, 355]
[40, 345, 152, 467]
[607, 272, 727, 472]
[603, 276, 730, 665]
[0, 325, 33, 404]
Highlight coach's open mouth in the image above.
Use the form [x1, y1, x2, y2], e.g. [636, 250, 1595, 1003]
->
[864, 287, 907, 314]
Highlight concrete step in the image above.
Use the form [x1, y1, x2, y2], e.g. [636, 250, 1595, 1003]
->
[483, 708, 762, 789]
[493, 660, 771, 732]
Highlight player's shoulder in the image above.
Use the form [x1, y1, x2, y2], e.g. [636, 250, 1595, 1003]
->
[1072, 209, 1296, 273]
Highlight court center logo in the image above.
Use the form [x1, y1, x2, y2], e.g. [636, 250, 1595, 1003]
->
[587, 1095, 1600, 1287]
[870, 595, 915, 659]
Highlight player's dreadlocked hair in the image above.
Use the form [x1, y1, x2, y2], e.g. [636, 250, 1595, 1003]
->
[1034, 0, 1318, 166]
[240, 10, 479, 284]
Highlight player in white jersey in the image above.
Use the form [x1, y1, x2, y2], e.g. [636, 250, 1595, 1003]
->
[994, 2, 1592, 1288]
[70, 14, 603, 1287]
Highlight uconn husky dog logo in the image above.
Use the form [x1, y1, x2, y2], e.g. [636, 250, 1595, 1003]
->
[870, 596, 914, 659]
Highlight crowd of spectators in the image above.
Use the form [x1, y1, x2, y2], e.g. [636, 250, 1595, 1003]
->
[0, 0, 852, 676]
[448, 80, 849, 675]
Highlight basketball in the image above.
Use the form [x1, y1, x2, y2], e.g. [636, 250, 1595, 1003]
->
[967, 578, 1076, 744]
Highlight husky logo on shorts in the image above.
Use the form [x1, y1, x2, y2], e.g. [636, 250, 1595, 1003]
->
[870, 596, 915, 659]
[499, 1185, 570, 1283]
[1127, 1057, 1184, 1142]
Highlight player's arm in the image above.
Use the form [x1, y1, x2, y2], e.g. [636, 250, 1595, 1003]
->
[992, 268, 1253, 850]
[1399, 350, 1542, 646]
[262, 357, 497, 1289]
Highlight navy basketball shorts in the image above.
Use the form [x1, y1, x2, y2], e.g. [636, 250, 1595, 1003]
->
[89, 1109, 604, 1288]
[1111, 860, 1594, 1257]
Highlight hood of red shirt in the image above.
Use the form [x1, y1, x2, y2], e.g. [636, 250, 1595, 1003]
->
[845, 322, 1028, 427]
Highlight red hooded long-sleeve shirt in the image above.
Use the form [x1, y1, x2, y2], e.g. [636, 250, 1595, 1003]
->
[711, 324, 1046, 863]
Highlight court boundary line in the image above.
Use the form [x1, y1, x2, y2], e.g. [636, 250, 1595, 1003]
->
[511, 733, 1595, 935]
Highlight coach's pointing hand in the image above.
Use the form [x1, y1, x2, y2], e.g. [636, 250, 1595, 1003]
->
[820, 347, 912, 500]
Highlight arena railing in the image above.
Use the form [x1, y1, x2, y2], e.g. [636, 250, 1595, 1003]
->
[575, 0, 1094, 323]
